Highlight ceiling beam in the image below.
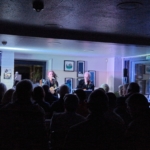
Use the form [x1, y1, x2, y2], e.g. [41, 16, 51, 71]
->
[1, 21, 150, 46]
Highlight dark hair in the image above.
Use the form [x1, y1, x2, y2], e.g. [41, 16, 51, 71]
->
[73, 89, 86, 103]
[0, 83, 7, 102]
[64, 94, 79, 112]
[33, 86, 45, 101]
[106, 92, 117, 108]
[48, 70, 58, 80]
[87, 89, 108, 114]
[16, 79, 33, 100]
[1, 88, 15, 104]
[126, 93, 149, 109]
[42, 85, 49, 93]
[127, 82, 140, 93]
[59, 84, 69, 98]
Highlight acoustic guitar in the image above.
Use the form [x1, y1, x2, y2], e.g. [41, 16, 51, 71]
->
[49, 86, 58, 94]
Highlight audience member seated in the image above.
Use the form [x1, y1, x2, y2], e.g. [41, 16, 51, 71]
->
[64, 89, 124, 150]
[50, 94, 85, 150]
[0, 88, 15, 108]
[115, 96, 132, 127]
[33, 86, 51, 113]
[0, 79, 49, 150]
[100, 83, 109, 93]
[50, 84, 70, 115]
[42, 84, 58, 105]
[0, 83, 7, 103]
[73, 89, 89, 117]
[105, 92, 125, 125]
[125, 82, 140, 99]
[125, 93, 150, 150]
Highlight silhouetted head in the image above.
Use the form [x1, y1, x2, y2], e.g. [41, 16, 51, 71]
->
[100, 83, 109, 93]
[126, 93, 149, 118]
[106, 92, 117, 109]
[42, 85, 49, 94]
[1, 88, 15, 104]
[33, 86, 45, 101]
[64, 94, 79, 112]
[127, 82, 140, 94]
[16, 79, 33, 101]
[0, 83, 7, 102]
[59, 84, 69, 98]
[97, 87, 106, 93]
[87, 89, 109, 114]
[73, 89, 86, 103]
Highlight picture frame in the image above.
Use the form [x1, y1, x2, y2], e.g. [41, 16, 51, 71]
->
[145, 65, 150, 74]
[77, 61, 85, 77]
[65, 78, 73, 93]
[4, 69, 12, 79]
[64, 60, 75, 72]
[88, 70, 96, 86]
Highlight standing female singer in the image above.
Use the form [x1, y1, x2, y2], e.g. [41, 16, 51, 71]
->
[77, 72, 94, 91]
[44, 71, 59, 94]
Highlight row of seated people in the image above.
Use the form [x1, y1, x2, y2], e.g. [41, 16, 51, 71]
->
[0, 80, 149, 149]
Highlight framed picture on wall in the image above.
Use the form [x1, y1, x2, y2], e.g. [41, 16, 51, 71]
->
[65, 78, 73, 93]
[145, 65, 150, 74]
[88, 70, 96, 86]
[64, 60, 75, 72]
[77, 61, 85, 77]
[4, 69, 12, 79]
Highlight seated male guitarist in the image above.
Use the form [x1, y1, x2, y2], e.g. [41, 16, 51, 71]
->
[44, 71, 59, 95]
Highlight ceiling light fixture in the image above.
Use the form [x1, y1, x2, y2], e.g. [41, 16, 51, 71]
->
[117, 2, 143, 10]
[33, 0, 44, 12]
[2, 41, 7, 45]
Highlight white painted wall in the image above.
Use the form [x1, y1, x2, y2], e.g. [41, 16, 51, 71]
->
[0, 52, 123, 92]
[106, 57, 123, 92]
[15, 53, 108, 89]
[1, 51, 14, 89]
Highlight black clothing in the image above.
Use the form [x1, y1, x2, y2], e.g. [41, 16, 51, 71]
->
[77, 79, 94, 91]
[34, 100, 51, 112]
[0, 99, 49, 150]
[44, 79, 58, 88]
[64, 114, 124, 150]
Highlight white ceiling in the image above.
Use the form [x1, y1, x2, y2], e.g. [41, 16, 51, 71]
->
[0, 34, 150, 58]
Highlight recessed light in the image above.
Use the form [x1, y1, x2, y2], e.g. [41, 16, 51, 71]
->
[117, 2, 143, 10]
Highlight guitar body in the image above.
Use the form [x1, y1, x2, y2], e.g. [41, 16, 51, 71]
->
[49, 86, 57, 94]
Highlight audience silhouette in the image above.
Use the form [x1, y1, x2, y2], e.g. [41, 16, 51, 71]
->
[0, 79, 49, 150]
[64, 89, 124, 150]
[50, 94, 85, 150]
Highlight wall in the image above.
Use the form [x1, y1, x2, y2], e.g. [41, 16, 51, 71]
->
[15, 53, 108, 89]
[1, 51, 14, 89]
[0, 52, 123, 92]
[106, 57, 123, 92]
